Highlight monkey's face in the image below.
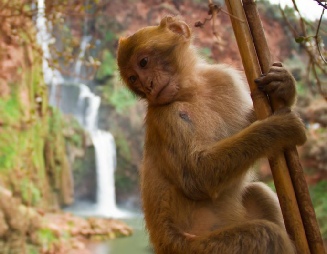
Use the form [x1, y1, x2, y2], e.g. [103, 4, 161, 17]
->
[120, 47, 180, 105]
[117, 16, 192, 106]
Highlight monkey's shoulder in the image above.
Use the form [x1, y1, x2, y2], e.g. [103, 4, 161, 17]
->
[196, 64, 249, 100]
[193, 64, 251, 107]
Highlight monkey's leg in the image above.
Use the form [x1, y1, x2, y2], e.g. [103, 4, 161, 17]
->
[242, 182, 284, 228]
[190, 220, 295, 254]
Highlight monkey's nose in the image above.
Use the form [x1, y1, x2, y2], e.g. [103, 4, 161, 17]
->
[145, 81, 153, 93]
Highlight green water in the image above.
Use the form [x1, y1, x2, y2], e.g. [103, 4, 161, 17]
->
[86, 216, 153, 254]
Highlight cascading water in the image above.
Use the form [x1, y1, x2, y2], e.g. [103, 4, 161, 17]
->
[36, 0, 125, 218]
[93, 131, 118, 216]
[76, 85, 122, 217]
[74, 36, 92, 82]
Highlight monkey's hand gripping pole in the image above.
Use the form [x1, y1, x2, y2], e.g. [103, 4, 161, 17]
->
[224, 0, 325, 253]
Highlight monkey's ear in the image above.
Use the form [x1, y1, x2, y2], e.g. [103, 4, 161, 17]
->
[118, 37, 127, 46]
[160, 16, 191, 39]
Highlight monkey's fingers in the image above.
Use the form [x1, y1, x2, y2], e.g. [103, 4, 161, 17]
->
[257, 78, 295, 104]
[255, 70, 295, 107]
[260, 65, 285, 78]
[254, 72, 285, 87]
[257, 81, 282, 94]
[268, 65, 285, 73]
[272, 62, 283, 67]
[254, 65, 292, 86]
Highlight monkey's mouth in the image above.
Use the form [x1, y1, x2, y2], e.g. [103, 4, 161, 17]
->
[156, 80, 170, 99]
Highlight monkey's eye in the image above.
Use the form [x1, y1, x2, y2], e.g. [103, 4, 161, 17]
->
[139, 57, 148, 68]
[129, 75, 137, 84]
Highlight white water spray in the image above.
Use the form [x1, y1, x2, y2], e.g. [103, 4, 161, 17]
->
[74, 36, 92, 82]
[76, 85, 123, 217]
[93, 131, 118, 217]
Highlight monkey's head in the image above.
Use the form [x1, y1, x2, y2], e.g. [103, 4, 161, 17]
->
[117, 16, 193, 106]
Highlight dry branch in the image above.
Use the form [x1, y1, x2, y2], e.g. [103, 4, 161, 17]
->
[225, 0, 311, 253]
[242, 2, 325, 253]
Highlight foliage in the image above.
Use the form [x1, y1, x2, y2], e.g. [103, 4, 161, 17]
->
[115, 154, 138, 194]
[49, 108, 83, 155]
[115, 133, 132, 162]
[0, 116, 54, 207]
[96, 49, 116, 80]
[20, 178, 42, 206]
[108, 85, 137, 113]
[0, 120, 43, 172]
[45, 107, 75, 205]
[62, 115, 84, 148]
[283, 56, 308, 95]
[103, 30, 117, 44]
[99, 75, 138, 114]
[48, 108, 62, 133]
[0, 127, 18, 171]
[37, 228, 57, 250]
[265, 180, 276, 192]
[27, 245, 39, 254]
[310, 180, 327, 238]
[0, 89, 22, 126]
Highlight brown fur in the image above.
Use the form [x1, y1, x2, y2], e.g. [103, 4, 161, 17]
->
[117, 16, 306, 254]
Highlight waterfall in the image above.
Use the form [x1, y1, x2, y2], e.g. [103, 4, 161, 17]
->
[74, 36, 92, 82]
[93, 131, 118, 217]
[36, 0, 125, 218]
[76, 85, 122, 217]
[76, 84, 100, 130]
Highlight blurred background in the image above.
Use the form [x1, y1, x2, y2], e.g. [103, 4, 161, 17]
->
[0, 0, 326, 253]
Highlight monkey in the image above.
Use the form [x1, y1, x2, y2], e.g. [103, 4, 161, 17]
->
[117, 16, 306, 254]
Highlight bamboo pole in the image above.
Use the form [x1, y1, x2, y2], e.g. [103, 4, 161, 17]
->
[224, 1, 310, 253]
[242, 1, 325, 253]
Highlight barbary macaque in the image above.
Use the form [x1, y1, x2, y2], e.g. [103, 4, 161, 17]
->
[117, 16, 306, 254]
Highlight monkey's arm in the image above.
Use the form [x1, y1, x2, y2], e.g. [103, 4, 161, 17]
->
[176, 64, 303, 198]
[178, 111, 306, 199]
